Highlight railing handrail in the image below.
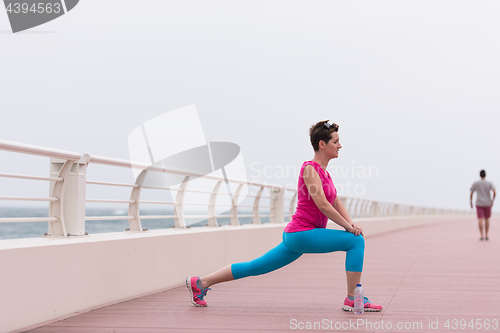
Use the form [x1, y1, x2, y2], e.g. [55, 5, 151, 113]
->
[84, 153, 276, 189]
[0, 139, 80, 160]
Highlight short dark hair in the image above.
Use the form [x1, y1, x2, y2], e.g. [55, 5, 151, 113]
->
[309, 120, 339, 151]
[480, 170, 486, 178]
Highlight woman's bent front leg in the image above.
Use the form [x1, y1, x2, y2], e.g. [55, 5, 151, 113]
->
[283, 228, 365, 272]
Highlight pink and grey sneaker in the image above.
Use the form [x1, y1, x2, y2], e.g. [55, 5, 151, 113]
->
[186, 276, 211, 307]
[342, 296, 383, 312]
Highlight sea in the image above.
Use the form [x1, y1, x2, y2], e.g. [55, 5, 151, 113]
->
[0, 207, 268, 241]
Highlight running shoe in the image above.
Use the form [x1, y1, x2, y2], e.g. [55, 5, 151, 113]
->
[186, 276, 211, 307]
[342, 296, 383, 312]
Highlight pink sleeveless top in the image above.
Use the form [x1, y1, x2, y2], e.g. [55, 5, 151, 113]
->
[284, 161, 337, 233]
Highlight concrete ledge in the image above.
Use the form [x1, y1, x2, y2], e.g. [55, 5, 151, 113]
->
[2, 214, 473, 333]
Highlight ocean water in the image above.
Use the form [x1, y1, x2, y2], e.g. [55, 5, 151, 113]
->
[0, 207, 268, 241]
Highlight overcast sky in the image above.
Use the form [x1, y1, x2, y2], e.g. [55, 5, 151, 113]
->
[1, 0, 499, 212]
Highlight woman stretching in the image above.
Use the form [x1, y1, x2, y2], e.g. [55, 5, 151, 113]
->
[186, 120, 382, 312]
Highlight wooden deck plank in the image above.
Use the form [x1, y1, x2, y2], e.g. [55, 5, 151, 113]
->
[26, 217, 500, 333]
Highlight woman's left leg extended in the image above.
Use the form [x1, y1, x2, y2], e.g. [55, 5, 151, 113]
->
[200, 237, 302, 289]
[231, 241, 303, 280]
[191, 240, 301, 306]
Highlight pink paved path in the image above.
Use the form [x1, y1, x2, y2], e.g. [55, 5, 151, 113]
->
[26, 217, 500, 333]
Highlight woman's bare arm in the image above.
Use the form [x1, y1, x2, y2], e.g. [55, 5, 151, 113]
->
[302, 165, 362, 236]
[332, 196, 353, 224]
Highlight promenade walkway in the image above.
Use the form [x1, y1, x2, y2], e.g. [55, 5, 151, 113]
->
[26, 217, 499, 333]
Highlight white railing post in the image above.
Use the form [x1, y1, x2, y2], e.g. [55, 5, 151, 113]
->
[208, 181, 222, 226]
[252, 186, 264, 224]
[174, 176, 190, 228]
[347, 197, 354, 216]
[353, 198, 361, 219]
[384, 203, 390, 216]
[230, 184, 244, 226]
[339, 196, 347, 208]
[128, 169, 147, 232]
[392, 204, 399, 216]
[359, 200, 366, 217]
[360, 200, 365, 217]
[346, 197, 354, 216]
[49, 157, 86, 236]
[371, 201, 379, 217]
[270, 187, 285, 223]
[361, 200, 369, 217]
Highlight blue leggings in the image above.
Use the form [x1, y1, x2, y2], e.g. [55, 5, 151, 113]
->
[231, 228, 365, 280]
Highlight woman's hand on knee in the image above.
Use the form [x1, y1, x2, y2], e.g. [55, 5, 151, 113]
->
[349, 223, 363, 236]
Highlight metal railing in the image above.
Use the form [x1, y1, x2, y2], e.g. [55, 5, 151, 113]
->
[82, 153, 288, 231]
[0, 139, 466, 237]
